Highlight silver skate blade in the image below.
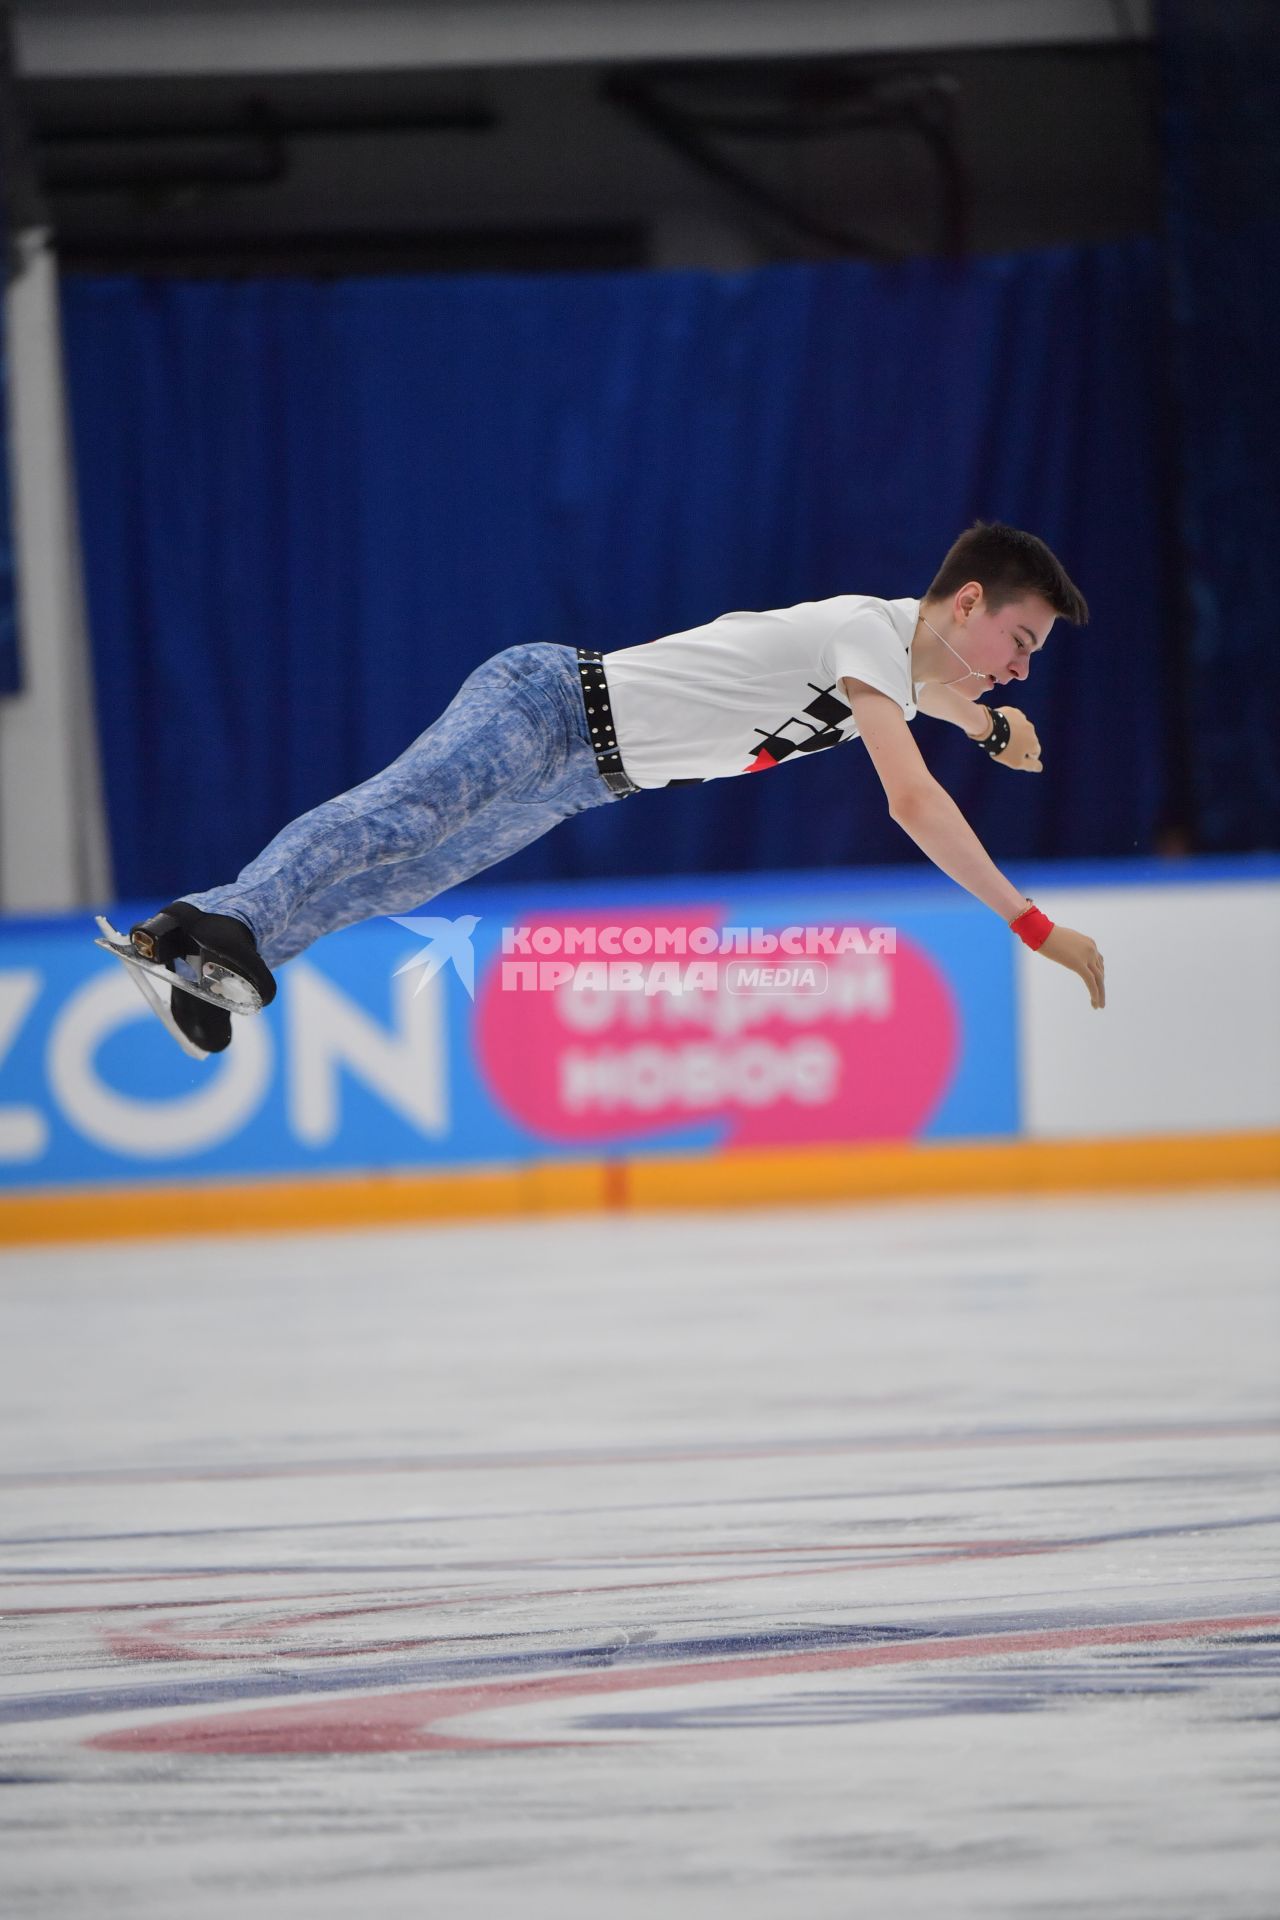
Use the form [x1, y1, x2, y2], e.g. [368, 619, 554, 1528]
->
[198, 961, 260, 1012]
[93, 916, 264, 1016]
[94, 918, 210, 1061]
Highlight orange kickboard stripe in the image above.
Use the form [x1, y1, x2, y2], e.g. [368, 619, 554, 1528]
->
[0, 1130, 1276, 1247]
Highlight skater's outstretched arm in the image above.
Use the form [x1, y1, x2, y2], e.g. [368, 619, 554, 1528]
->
[843, 679, 1105, 1009]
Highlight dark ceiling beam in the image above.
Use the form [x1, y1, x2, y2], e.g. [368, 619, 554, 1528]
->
[13, 1, 1153, 82]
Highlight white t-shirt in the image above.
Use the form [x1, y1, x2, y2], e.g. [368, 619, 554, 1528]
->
[601, 594, 921, 787]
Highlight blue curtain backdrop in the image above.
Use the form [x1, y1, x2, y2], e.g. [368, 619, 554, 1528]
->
[62, 244, 1171, 904]
[1159, 0, 1280, 852]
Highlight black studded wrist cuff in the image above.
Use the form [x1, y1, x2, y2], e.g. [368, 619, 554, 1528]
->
[975, 707, 1012, 757]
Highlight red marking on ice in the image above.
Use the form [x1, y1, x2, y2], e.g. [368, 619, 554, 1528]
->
[98, 1537, 1065, 1662]
[88, 1612, 1280, 1755]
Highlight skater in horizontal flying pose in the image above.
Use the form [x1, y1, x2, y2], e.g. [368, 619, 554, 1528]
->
[101, 520, 1105, 1055]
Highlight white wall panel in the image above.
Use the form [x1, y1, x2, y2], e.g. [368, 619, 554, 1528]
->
[1018, 882, 1280, 1138]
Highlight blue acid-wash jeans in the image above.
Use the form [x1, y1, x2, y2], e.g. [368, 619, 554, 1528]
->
[182, 644, 624, 969]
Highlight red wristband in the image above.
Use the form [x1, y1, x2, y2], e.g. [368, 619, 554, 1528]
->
[1010, 902, 1054, 950]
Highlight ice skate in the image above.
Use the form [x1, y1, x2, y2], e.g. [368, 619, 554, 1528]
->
[94, 901, 276, 1058]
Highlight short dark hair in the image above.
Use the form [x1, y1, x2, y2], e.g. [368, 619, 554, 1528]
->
[926, 522, 1089, 626]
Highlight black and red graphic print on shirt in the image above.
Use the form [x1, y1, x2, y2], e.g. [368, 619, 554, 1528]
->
[669, 682, 855, 786]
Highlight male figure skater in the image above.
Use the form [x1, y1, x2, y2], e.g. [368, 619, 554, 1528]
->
[114, 521, 1105, 1052]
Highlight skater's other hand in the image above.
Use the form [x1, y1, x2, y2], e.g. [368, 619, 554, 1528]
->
[1039, 923, 1106, 1008]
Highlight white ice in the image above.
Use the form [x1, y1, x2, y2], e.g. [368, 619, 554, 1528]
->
[1, 1189, 1278, 1919]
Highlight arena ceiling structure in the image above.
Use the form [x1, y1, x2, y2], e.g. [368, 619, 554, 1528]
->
[10, 0, 1156, 274]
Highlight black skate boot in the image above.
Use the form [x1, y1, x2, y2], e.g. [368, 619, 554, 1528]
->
[128, 902, 277, 1044]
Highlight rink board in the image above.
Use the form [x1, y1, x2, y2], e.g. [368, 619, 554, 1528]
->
[0, 858, 1277, 1235]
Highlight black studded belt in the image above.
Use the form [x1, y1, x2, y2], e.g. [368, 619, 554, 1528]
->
[576, 648, 639, 797]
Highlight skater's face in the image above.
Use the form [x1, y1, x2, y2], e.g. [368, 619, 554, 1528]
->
[947, 585, 1057, 699]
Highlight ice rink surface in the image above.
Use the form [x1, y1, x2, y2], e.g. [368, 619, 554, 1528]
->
[1, 1188, 1278, 1919]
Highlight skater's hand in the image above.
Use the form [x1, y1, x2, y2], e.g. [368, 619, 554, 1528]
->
[1039, 923, 1106, 1008]
[990, 707, 1042, 771]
